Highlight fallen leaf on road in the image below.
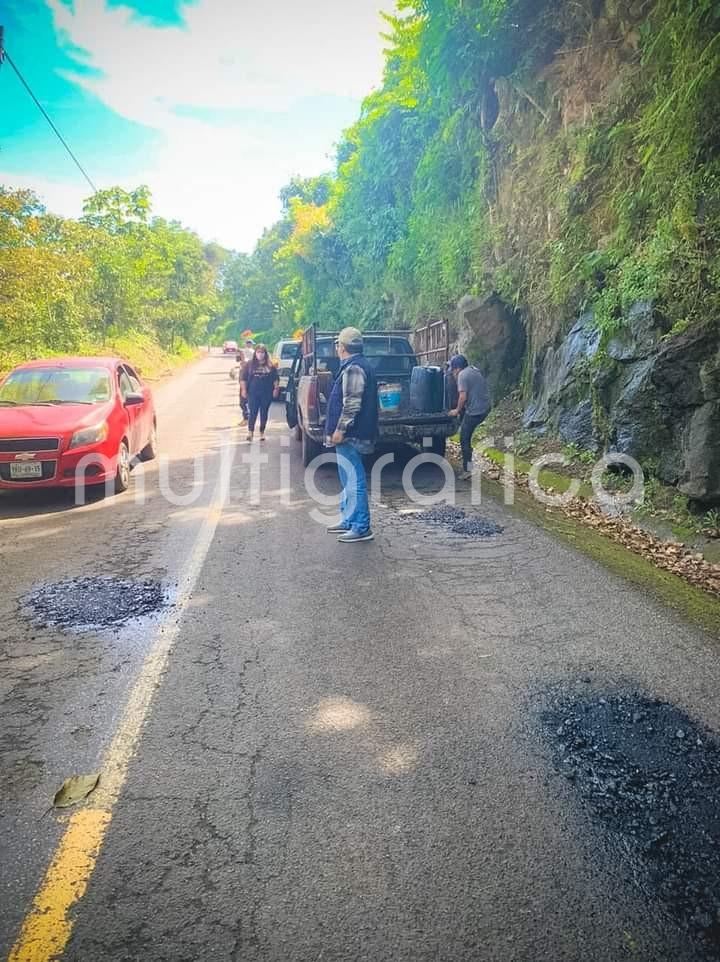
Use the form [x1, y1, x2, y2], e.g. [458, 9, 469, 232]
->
[53, 773, 100, 808]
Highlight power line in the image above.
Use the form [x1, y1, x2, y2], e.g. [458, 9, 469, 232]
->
[0, 31, 98, 194]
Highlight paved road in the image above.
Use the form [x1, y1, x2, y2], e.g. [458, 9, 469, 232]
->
[2, 354, 719, 961]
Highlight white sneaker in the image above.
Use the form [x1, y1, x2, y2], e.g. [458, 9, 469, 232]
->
[337, 530, 374, 543]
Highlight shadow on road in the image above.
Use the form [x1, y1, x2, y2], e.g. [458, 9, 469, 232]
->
[0, 432, 452, 524]
[0, 486, 109, 521]
[301, 441, 455, 506]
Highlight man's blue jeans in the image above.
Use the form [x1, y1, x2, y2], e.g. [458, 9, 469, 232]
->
[335, 442, 371, 534]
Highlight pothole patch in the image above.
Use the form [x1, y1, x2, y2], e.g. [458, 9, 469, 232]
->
[406, 503, 504, 538]
[449, 517, 504, 537]
[22, 577, 168, 632]
[540, 687, 720, 957]
[413, 504, 466, 525]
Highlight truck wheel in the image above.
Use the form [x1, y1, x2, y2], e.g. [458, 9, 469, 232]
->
[430, 436, 447, 458]
[302, 429, 322, 467]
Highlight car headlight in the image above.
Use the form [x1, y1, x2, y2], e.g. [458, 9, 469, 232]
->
[68, 421, 108, 449]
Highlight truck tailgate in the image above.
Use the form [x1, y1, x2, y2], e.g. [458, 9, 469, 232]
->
[379, 412, 455, 427]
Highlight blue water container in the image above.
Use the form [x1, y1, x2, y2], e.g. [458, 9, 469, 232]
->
[378, 382, 403, 414]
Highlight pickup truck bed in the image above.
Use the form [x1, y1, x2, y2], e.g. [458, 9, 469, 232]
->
[286, 328, 457, 464]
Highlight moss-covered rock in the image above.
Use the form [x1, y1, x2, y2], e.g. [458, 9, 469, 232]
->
[452, 294, 525, 399]
[524, 311, 720, 502]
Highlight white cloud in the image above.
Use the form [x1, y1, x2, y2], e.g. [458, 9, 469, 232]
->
[0, 171, 91, 216]
[34, 0, 392, 249]
[49, 0, 388, 119]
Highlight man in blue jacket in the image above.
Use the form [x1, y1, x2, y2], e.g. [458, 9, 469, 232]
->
[325, 326, 378, 543]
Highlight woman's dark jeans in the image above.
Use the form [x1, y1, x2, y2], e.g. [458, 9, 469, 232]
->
[248, 396, 272, 433]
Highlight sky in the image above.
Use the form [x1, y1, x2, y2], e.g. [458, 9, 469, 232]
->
[0, 0, 391, 251]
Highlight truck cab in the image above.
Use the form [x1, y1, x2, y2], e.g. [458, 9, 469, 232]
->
[286, 325, 457, 465]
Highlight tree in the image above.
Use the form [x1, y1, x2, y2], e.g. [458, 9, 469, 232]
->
[0, 188, 91, 367]
[0, 185, 228, 368]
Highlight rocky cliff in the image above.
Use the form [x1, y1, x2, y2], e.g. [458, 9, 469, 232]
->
[448, 0, 720, 503]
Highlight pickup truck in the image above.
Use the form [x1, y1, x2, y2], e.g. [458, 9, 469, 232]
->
[274, 338, 302, 401]
[285, 325, 457, 465]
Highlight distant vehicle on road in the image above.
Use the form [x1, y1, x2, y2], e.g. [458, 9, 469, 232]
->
[222, 340, 239, 355]
[286, 325, 456, 465]
[0, 357, 157, 494]
[274, 338, 301, 400]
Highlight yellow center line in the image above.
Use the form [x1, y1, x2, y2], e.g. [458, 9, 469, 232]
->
[7, 457, 231, 962]
[8, 810, 111, 962]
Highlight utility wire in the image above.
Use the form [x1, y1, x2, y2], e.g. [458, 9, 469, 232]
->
[1, 42, 98, 194]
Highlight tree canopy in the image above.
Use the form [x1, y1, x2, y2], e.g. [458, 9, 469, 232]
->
[0, 185, 227, 371]
[220, 0, 720, 359]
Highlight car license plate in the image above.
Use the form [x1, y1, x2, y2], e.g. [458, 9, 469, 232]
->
[10, 461, 43, 479]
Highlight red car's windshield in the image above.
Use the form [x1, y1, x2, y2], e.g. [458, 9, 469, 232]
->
[0, 368, 113, 406]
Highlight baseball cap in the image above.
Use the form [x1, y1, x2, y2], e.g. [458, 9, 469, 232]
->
[336, 326, 363, 352]
[449, 355, 468, 370]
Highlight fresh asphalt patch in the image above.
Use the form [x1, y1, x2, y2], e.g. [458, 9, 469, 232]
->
[539, 686, 720, 958]
[448, 516, 504, 537]
[406, 502, 504, 537]
[20, 576, 168, 632]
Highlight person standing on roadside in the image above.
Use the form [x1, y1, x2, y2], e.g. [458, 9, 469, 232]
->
[235, 352, 250, 425]
[325, 326, 378, 544]
[241, 344, 279, 442]
[448, 355, 491, 480]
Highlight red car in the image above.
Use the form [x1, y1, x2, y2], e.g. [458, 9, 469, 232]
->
[0, 357, 157, 493]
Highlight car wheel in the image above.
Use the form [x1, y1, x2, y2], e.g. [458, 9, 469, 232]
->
[294, 422, 303, 442]
[114, 441, 131, 494]
[430, 436, 447, 458]
[139, 423, 158, 462]
[301, 429, 322, 467]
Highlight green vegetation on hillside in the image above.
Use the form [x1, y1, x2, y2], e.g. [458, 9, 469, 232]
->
[223, 0, 720, 361]
[5, 1, 718, 379]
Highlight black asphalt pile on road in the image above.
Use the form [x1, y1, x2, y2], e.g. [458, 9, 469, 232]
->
[450, 517, 504, 537]
[410, 503, 504, 538]
[541, 688, 720, 958]
[413, 504, 467, 525]
[22, 577, 167, 632]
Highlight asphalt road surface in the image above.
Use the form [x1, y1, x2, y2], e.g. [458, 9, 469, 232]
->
[2, 353, 720, 962]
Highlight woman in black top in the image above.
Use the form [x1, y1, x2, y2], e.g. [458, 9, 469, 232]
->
[241, 345, 279, 441]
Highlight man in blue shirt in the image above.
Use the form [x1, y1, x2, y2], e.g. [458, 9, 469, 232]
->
[325, 327, 378, 543]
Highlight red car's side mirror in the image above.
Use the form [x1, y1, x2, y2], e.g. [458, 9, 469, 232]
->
[124, 392, 144, 407]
